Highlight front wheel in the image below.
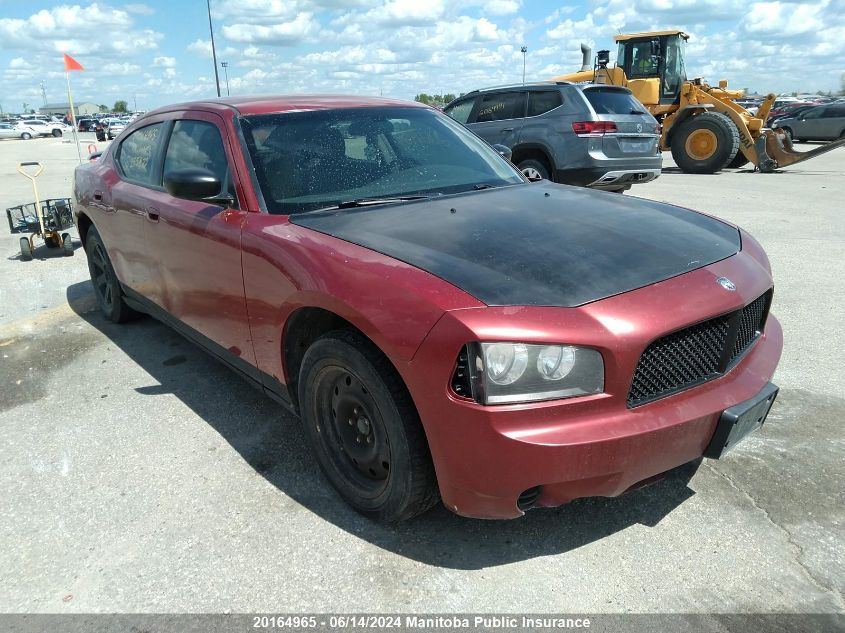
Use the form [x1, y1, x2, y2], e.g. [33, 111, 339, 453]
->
[85, 226, 138, 323]
[19, 237, 32, 261]
[299, 330, 439, 522]
[52, 129, 62, 137]
[21, 132, 32, 140]
[670, 112, 740, 174]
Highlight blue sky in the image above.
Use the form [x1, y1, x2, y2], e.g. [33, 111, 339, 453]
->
[1, 0, 843, 114]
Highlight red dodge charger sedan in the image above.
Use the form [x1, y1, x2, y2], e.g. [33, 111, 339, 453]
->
[73, 95, 782, 521]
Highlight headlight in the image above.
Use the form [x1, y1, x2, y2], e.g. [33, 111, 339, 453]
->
[466, 342, 604, 405]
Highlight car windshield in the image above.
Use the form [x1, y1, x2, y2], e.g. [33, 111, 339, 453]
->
[241, 106, 525, 215]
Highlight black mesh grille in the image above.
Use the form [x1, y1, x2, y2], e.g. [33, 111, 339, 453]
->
[628, 291, 771, 407]
[450, 346, 473, 399]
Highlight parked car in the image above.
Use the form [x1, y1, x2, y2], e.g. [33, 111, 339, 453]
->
[0, 122, 36, 140]
[73, 96, 782, 521]
[16, 119, 68, 137]
[771, 103, 845, 141]
[767, 104, 817, 126]
[94, 121, 106, 142]
[444, 81, 661, 193]
[78, 118, 98, 132]
[106, 120, 126, 139]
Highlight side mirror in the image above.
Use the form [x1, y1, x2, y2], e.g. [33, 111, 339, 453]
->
[492, 143, 512, 161]
[163, 168, 232, 205]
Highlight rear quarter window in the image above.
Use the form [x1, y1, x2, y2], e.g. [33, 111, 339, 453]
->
[583, 89, 646, 115]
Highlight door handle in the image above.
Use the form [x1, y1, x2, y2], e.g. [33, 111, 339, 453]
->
[501, 127, 515, 132]
[145, 207, 160, 222]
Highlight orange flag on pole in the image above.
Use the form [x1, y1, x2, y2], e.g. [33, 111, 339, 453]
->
[63, 53, 84, 72]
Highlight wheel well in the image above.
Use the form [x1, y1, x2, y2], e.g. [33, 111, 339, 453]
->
[510, 146, 552, 171]
[283, 307, 359, 412]
[76, 212, 92, 248]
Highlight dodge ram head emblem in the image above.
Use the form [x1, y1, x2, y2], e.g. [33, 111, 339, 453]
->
[717, 277, 737, 291]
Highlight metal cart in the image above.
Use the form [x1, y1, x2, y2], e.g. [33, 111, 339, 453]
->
[6, 162, 75, 260]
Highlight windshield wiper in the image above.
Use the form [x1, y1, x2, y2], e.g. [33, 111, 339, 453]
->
[304, 195, 434, 213]
[630, 109, 649, 115]
[473, 183, 497, 190]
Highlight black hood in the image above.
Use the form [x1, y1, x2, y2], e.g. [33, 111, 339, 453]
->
[291, 182, 741, 307]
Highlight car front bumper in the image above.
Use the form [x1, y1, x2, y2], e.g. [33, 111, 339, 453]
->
[402, 254, 783, 519]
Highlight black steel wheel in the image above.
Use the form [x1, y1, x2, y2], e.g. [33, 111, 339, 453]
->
[299, 330, 439, 522]
[52, 129, 63, 137]
[85, 226, 138, 322]
[19, 237, 32, 261]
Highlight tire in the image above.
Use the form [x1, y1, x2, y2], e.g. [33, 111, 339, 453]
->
[52, 129, 62, 137]
[726, 151, 750, 169]
[84, 226, 138, 323]
[62, 233, 74, 256]
[21, 132, 32, 140]
[670, 112, 740, 174]
[44, 234, 60, 248]
[298, 330, 439, 522]
[517, 158, 550, 181]
[19, 237, 32, 261]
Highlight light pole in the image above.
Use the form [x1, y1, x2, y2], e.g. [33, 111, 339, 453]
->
[520, 46, 527, 85]
[206, 0, 221, 98]
[221, 61, 230, 96]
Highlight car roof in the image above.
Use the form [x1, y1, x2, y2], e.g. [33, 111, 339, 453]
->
[143, 94, 430, 118]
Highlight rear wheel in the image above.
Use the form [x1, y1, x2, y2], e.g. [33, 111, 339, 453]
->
[52, 129, 62, 137]
[671, 112, 740, 174]
[726, 151, 750, 169]
[85, 226, 138, 323]
[299, 330, 439, 522]
[517, 158, 550, 181]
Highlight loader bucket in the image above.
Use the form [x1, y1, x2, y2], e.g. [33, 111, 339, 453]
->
[756, 129, 845, 173]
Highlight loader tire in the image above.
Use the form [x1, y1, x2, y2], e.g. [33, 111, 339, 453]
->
[726, 151, 750, 169]
[671, 112, 740, 174]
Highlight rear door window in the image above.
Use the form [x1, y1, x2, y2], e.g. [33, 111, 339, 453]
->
[444, 99, 476, 124]
[584, 89, 646, 115]
[117, 123, 165, 186]
[527, 91, 563, 117]
[474, 92, 526, 122]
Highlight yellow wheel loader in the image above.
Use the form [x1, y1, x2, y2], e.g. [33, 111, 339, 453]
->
[551, 30, 845, 173]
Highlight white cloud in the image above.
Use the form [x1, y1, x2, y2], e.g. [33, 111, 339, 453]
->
[153, 56, 176, 68]
[222, 12, 318, 44]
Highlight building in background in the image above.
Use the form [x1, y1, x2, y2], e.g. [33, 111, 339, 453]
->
[39, 102, 99, 117]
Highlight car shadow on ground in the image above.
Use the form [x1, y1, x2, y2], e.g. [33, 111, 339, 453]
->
[67, 280, 700, 570]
